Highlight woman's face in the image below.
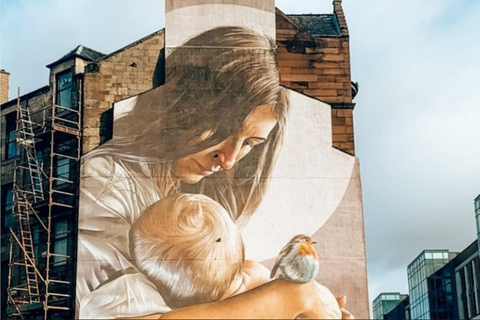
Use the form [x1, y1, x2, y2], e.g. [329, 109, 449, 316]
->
[172, 105, 278, 184]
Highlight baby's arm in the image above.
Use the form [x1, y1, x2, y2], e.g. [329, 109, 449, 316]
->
[225, 260, 271, 298]
[242, 260, 272, 290]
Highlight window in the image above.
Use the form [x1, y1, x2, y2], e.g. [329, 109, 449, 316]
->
[53, 137, 78, 185]
[56, 157, 71, 181]
[1, 184, 14, 234]
[5, 112, 19, 159]
[52, 219, 68, 266]
[56, 70, 73, 108]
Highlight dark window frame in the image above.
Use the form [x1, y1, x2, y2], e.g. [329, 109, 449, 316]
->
[1, 183, 14, 234]
[52, 219, 69, 267]
[5, 112, 19, 160]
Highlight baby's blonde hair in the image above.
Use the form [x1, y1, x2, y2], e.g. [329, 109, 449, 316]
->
[130, 193, 244, 308]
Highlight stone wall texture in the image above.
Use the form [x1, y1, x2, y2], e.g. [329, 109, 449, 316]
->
[82, 30, 165, 153]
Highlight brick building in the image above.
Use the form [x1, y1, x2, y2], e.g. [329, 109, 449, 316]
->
[1, 1, 363, 318]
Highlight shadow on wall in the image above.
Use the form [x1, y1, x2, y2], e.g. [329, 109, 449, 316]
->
[99, 47, 166, 145]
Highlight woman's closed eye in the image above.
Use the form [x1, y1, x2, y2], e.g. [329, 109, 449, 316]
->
[243, 137, 267, 148]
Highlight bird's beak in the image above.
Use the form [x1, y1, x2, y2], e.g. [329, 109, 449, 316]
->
[312, 241, 317, 244]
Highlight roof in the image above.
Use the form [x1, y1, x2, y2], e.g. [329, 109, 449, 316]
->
[46, 45, 106, 68]
[1, 85, 50, 110]
[286, 14, 342, 37]
[96, 29, 163, 63]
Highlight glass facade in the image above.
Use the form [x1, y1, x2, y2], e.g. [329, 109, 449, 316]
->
[373, 293, 405, 319]
[385, 296, 410, 320]
[408, 250, 450, 319]
[456, 254, 480, 319]
[427, 261, 457, 319]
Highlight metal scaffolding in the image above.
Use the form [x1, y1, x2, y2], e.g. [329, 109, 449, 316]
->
[7, 84, 82, 319]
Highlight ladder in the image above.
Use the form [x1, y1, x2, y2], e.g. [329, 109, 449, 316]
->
[12, 176, 41, 303]
[7, 92, 46, 318]
[16, 102, 44, 203]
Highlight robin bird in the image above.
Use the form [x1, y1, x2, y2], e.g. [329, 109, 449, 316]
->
[270, 234, 319, 282]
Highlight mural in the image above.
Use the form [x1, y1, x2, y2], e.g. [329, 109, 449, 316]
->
[76, 2, 365, 319]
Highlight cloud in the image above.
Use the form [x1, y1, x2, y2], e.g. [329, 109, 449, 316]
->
[1, 0, 164, 98]
[344, 0, 480, 306]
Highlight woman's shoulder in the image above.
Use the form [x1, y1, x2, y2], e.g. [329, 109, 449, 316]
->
[81, 154, 116, 176]
[80, 154, 125, 201]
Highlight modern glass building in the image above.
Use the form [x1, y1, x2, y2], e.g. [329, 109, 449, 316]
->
[407, 250, 452, 319]
[454, 240, 480, 319]
[427, 260, 457, 319]
[385, 295, 410, 320]
[373, 293, 408, 319]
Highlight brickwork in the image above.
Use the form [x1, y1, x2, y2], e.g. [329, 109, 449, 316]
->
[1, 70, 9, 104]
[82, 30, 165, 154]
[276, 6, 355, 155]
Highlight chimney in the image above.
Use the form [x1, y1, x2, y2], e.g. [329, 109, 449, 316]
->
[1, 69, 10, 104]
[333, 0, 349, 37]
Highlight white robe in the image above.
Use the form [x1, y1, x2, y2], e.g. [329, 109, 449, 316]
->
[76, 155, 171, 319]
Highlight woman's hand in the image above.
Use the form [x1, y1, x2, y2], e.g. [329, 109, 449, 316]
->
[337, 295, 355, 319]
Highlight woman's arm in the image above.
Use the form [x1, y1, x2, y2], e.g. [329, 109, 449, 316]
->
[128, 279, 340, 319]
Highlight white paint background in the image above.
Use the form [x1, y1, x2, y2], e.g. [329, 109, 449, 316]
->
[242, 91, 355, 260]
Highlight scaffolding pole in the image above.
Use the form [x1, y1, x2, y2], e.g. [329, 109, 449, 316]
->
[7, 83, 82, 319]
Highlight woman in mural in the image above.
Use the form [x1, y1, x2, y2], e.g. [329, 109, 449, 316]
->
[76, 27, 352, 319]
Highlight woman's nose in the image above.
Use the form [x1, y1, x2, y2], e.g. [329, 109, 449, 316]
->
[215, 139, 242, 170]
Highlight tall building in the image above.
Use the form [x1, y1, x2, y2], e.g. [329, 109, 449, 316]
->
[1, 1, 368, 319]
[376, 195, 480, 320]
[373, 292, 408, 319]
[407, 250, 454, 319]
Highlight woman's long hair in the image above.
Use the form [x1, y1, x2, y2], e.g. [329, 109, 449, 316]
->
[86, 26, 289, 226]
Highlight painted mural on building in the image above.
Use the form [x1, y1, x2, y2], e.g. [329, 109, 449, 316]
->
[75, 1, 366, 319]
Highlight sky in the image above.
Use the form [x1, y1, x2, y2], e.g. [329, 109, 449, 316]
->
[2, 0, 480, 313]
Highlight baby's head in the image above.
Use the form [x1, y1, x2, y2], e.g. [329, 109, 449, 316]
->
[130, 193, 244, 308]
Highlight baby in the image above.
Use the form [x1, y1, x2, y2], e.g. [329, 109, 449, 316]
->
[130, 193, 345, 319]
[130, 193, 269, 309]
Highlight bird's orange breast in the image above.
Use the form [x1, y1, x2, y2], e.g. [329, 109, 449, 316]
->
[298, 243, 318, 259]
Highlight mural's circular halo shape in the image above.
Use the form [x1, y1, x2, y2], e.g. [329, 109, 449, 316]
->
[166, 3, 276, 52]
[241, 90, 356, 261]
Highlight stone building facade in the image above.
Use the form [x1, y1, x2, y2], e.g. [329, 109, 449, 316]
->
[1, 70, 10, 104]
